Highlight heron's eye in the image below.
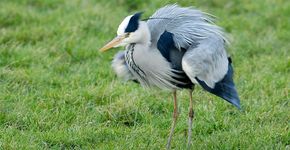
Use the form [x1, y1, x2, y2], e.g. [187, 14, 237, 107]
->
[125, 33, 130, 38]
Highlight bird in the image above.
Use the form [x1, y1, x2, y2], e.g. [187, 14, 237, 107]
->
[100, 4, 240, 149]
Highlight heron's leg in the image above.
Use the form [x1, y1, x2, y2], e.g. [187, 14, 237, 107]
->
[166, 90, 178, 150]
[187, 88, 194, 148]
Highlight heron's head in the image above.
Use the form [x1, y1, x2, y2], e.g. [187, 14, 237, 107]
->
[100, 12, 150, 52]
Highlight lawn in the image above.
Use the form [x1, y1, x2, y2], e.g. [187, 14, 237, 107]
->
[0, 0, 289, 149]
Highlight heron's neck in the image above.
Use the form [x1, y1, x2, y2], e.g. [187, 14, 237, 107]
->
[137, 21, 151, 47]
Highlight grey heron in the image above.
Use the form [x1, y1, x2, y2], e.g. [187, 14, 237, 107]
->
[100, 4, 240, 149]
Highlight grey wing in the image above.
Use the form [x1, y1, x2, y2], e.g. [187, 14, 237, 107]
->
[182, 38, 241, 108]
[147, 4, 230, 88]
[147, 4, 228, 50]
[111, 51, 136, 81]
[182, 36, 229, 88]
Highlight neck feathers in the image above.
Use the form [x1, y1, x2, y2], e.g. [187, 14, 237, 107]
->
[138, 21, 151, 46]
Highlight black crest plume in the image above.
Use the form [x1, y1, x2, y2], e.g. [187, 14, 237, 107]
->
[125, 12, 143, 32]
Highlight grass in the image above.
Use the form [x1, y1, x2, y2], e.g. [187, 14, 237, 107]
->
[0, 0, 289, 149]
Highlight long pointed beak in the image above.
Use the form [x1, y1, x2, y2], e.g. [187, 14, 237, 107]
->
[100, 36, 125, 52]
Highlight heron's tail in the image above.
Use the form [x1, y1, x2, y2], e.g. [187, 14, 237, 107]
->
[196, 58, 241, 109]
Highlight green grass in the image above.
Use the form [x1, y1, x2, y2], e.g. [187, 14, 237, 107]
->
[0, 0, 289, 149]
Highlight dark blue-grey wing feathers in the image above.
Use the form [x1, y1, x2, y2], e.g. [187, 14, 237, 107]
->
[157, 31, 193, 89]
[196, 59, 241, 109]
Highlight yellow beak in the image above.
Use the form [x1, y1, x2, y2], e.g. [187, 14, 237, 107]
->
[99, 35, 126, 52]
